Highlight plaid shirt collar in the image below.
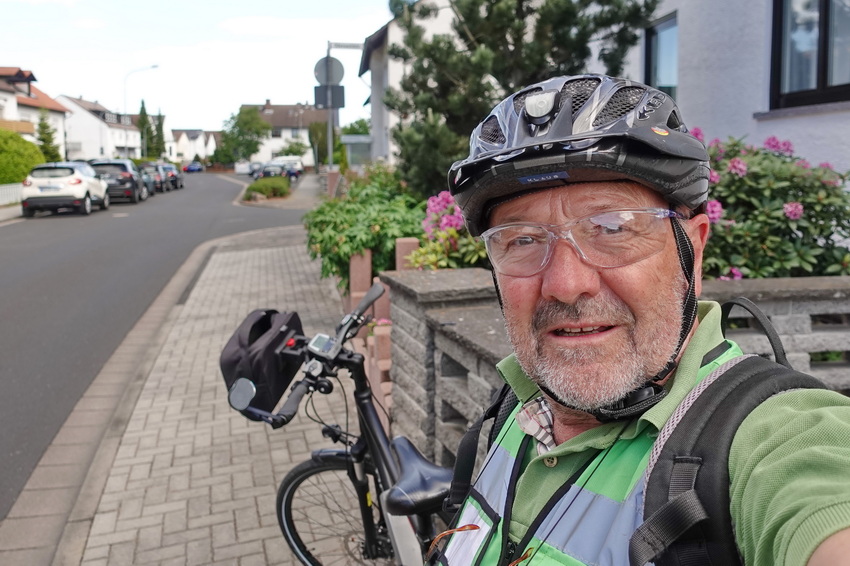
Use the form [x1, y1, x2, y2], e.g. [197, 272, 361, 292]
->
[515, 395, 557, 455]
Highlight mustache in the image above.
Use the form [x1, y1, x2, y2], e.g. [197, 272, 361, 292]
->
[531, 296, 635, 333]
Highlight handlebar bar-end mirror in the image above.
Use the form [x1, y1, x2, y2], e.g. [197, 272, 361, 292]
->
[228, 378, 256, 411]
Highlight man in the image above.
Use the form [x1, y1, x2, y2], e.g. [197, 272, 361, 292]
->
[436, 74, 850, 565]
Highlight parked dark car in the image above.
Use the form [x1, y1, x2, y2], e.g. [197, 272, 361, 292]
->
[257, 164, 286, 178]
[91, 159, 148, 203]
[140, 162, 170, 192]
[183, 161, 204, 173]
[162, 164, 184, 189]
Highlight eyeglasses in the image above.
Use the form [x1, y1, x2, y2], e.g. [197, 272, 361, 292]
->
[480, 208, 685, 277]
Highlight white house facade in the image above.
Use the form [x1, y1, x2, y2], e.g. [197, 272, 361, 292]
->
[1, 67, 68, 158]
[57, 95, 141, 160]
[172, 129, 208, 162]
[360, 0, 850, 173]
[242, 100, 328, 168]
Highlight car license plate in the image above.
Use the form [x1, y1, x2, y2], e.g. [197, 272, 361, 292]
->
[40, 185, 61, 191]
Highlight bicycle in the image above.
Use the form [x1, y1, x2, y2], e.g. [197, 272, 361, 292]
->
[223, 281, 454, 565]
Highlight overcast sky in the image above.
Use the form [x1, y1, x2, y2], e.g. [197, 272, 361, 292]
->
[4, 0, 393, 131]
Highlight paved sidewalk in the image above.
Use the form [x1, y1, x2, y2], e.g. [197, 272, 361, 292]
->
[0, 174, 356, 565]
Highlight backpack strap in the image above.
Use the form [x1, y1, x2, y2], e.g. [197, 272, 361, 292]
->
[629, 355, 825, 566]
[721, 297, 790, 368]
[444, 383, 517, 514]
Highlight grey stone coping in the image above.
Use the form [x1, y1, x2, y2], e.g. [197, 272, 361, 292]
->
[380, 268, 496, 304]
[424, 303, 512, 366]
[700, 276, 850, 302]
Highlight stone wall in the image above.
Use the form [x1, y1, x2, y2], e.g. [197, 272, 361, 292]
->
[380, 269, 850, 465]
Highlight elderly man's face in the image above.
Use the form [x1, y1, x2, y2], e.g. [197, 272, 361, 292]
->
[490, 181, 709, 412]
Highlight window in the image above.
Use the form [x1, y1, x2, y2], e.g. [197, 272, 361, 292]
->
[272, 127, 282, 138]
[772, 0, 850, 108]
[645, 14, 678, 100]
[291, 128, 301, 138]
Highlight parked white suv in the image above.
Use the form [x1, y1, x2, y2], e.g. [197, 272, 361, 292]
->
[21, 162, 109, 217]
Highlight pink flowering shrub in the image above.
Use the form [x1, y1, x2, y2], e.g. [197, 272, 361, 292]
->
[703, 134, 850, 278]
[407, 190, 488, 270]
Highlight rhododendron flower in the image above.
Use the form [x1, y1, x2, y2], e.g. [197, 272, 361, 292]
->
[690, 127, 705, 143]
[709, 170, 721, 184]
[818, 162, 833, 170]
[706, 199, 724, 223]
[784, 202, 804, 220]
[797, 159, 810, 169]
[718, 267, 743, 281]
[763, 135, 795, 156]
[727, 157, 748, 177]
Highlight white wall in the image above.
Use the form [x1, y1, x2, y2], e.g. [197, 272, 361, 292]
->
[58, 96, 112, 160]
[621, 0, 850, 172]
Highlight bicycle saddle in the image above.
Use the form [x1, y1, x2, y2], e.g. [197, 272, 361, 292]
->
[384, 436, 453, 516]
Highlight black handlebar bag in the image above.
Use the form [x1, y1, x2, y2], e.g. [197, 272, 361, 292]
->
[220, 309, 306, 420]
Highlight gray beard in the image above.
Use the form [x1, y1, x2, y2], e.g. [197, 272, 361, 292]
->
[505, 276, 686, 412]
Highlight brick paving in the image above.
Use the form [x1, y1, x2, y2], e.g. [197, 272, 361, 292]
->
[0, 174, 359, 565]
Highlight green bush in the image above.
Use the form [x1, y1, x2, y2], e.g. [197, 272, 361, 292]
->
[0, 129, 45, 184]
[304, 164, 425, 290]
[243, 177, 291, 200]
[702, 134, 850, 278]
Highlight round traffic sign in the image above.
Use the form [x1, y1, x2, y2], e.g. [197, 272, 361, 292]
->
[314, 57, 344, 85]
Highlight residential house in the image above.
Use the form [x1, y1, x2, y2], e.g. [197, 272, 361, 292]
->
[172, 129, 208, 163]
[241, 100, 326, 168]
[0, 67, 68, 158]
[359, 0, 850, 172]
[205, 131, 220, 158]
[358, 7, 454, 166]
[57, 95, 141, 160]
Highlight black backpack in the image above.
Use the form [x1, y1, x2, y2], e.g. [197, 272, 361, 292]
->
[447, 298, 827, 565]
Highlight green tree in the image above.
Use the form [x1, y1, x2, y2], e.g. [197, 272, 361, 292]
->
[153, 112, 166, 158]
[386, 0, 659, 199]
[136, 101, 154, 158]
[219, 106, 272, 162]
[342, 118, 370, 135]
[308, 121, 333, 166]
[280, 140, 309, 156]
[36, 109, 62, 162]
[0, 129, 45, 183]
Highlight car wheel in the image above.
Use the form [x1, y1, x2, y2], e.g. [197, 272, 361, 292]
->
[100, 192, 110, 211]
[78, 194, 92, 216]
[130, 186, 139, 203]
[140, 185, 149, 201]
[22, 207, 35, 218]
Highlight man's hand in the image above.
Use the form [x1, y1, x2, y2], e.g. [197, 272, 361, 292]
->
[808, 527, 850, 565]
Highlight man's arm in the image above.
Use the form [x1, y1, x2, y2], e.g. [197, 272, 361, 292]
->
[807, 527, 850, 565]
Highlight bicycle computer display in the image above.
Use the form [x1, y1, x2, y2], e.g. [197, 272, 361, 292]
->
[307, 333, 336, 358]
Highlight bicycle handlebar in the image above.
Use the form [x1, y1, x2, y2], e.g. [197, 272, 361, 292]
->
[276, 378, 312, 425]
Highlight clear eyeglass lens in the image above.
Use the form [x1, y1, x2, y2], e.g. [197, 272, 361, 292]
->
[483, 209, 677, 276]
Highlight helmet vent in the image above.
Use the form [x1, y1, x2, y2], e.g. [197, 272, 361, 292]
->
[513, 87, 542, 115]
[560, 78, 601, 117]
[479, 115, 506, 145]
[667, 110, 682, 130]
[592, 86, 646, 127]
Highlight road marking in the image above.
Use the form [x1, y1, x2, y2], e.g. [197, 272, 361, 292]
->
[112, 213, 129, 218]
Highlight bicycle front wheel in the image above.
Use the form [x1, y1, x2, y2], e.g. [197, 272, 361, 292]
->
[277, 458, 395, 565]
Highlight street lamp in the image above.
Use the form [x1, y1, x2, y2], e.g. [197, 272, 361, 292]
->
[123, 64, 158, 158]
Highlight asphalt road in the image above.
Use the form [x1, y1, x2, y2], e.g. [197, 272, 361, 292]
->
[0, 173, 306, 520]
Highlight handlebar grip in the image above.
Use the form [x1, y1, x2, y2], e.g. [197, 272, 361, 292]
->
[277, 379, 311, 425]
[352, 281, 385, 317]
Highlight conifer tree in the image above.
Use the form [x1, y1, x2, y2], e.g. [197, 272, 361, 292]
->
[136, 101, 155, 158]
[154, 112, 166, 158]
[36, 108, 62, 162]
[386, 0, 659, 199]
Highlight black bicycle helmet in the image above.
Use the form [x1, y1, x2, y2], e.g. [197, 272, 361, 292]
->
[448, 74, 710, 236]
